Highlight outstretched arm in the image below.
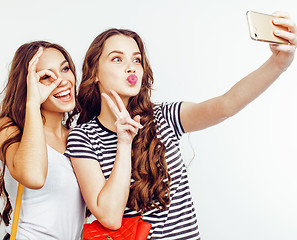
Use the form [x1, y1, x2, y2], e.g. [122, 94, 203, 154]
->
[181, 12, 297, 133]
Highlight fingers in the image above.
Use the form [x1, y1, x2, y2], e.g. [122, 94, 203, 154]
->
[28, 47, 43, 72]
[125, 116, 143, 129]
[133, 115, 141, 124]
[273, 17, 294, 30]
[37, 69, 58, 82]
[116, 122, 140, 136]
[102, 92, 143, 128]
[46, 78, 63, 93]
[272, 12, 297, 46]
[110, 90, 126, 113]
[274, 30, 297, 45]
[102, 91, 143, 131]
[270, 43, 296, 53]
[101, 92, 121, 118]
[272, 11, 291, 19]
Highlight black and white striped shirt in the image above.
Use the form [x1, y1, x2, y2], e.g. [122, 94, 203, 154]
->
[65, 102, 200, 239]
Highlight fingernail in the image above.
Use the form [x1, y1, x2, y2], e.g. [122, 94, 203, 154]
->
[273, 19, 279, 24]
[274, 30, 280, 35]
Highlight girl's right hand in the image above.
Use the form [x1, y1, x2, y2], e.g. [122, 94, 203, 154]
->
[26, 47, 63, 105]
[102, 90, 143, 144]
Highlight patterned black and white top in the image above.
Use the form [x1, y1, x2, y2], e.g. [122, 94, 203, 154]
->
[65, 102, 200, 240]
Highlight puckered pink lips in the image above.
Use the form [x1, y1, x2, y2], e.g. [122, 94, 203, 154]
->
[127, 74, 138, 85]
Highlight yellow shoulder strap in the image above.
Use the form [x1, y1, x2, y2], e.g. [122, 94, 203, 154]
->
[10, 183, 23, 240]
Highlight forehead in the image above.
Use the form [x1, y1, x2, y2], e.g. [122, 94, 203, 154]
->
[36, 48, 65, 71]
[102, 35, 140, 55]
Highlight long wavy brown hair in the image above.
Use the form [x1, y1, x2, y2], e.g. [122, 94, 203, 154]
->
[74, 28, 171, 213]
[0, 41, 77, 225]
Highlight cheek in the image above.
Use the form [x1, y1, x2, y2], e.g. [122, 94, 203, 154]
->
[99, 67, 121, 86]
[68, 72, 76, 84]
[138, 68, 144, 80]
[107, 68, 121, 79]
[40, 97, 53, 110]
[40, 79, 54, 86]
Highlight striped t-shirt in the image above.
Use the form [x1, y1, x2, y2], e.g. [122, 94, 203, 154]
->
[65, 102, 200, 240]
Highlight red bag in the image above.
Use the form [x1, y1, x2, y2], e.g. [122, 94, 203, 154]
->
[83, 216, 151, 240]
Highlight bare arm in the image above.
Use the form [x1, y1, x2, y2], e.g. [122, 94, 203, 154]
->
[71, 142, 132, 230]
[1, 48, 62, 188]
[181, 12, 297, 132]
[71, 90, 142, 230]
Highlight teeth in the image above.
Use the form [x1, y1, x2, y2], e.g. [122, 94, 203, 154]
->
[55, 89, 70, 97]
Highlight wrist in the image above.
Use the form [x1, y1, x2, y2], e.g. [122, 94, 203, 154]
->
[26, 101, 41, 111]
[117, 141, 132, 148]
[269, 54, 289, 74]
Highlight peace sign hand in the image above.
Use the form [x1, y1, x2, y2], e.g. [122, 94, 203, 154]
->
[102, 90, 143, 144]
[26, 47, 63, 105]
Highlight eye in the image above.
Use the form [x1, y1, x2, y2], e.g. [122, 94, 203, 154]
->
[40, 75, 50, 80]
[133, 57, 141, 63]
[62, 66, 70, 72]
[112, 57, 121, 62]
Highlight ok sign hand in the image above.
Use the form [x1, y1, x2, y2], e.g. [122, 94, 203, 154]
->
[26, 47, 63, 105]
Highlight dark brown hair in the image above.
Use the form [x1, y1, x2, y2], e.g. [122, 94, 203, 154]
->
[74, 28, 171, 213]
[0, 41, 77, 225]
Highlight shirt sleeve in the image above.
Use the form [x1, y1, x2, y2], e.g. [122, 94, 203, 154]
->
[158, 102, 185, 141]
[64, 127, 98, 161]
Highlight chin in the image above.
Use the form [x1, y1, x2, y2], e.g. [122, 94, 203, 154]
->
[42, 102, 75, 114]
[129, 87, 141, 96]
[62, 104, 75, 113]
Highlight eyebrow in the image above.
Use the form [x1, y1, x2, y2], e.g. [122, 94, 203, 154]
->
[47, 59, 68, 72]
[107, 50, 141, 57]
[60, 59, 68, 66]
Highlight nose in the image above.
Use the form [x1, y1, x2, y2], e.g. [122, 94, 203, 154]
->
[125, 65, 136, 74]
[57, 75, 68, 87]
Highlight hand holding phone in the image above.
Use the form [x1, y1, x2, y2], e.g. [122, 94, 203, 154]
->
[246, 11, 289, 44]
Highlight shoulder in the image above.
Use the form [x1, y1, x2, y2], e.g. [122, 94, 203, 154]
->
[70, 119, 97, 134]
[153, 102, 183, 118]
[0, 117, 21, 160]
[68, 119, 99, 142]
[153, 101, 183, 110]
[153, 102, 185, 138]
[0, 117, 20, 144]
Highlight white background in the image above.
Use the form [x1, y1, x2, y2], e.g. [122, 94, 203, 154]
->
[0, 0, 297, 239]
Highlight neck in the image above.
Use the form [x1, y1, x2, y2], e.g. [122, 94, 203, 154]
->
[98, 95, 129, 132]
[41, 109, 67, 138]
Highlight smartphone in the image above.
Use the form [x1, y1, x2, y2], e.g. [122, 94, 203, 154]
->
[246, 11, 289, 44]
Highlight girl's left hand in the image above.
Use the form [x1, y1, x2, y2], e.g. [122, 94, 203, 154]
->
[270, 11, 297, 71]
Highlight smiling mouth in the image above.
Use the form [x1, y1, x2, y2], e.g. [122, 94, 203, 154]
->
[54, 89, 71, 99]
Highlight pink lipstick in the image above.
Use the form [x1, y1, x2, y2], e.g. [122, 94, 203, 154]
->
[127, 74, 138, 85]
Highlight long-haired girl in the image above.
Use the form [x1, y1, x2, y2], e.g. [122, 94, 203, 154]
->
[0, 41, 85, 239]
[66, 12, 297, 239]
